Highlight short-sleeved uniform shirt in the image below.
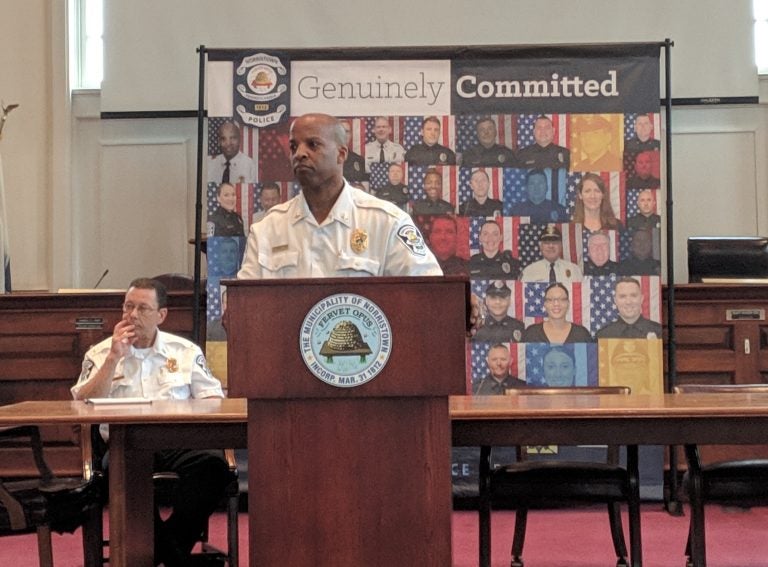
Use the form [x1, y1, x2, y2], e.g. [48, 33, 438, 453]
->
[237, 182, 442, 279]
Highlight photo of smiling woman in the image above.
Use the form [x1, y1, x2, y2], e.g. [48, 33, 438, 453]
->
[522, 282, 593, 343]
[570, 172, 622, 233]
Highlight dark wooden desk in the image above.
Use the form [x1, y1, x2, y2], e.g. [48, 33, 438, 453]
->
[0, 398, 246, 567]
[3, 394, 768, 567]
[451, 393, 768, 567]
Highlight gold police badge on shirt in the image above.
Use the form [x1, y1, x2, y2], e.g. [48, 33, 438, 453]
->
[350, 228, 369, 253]
[166, 358, 179, 373]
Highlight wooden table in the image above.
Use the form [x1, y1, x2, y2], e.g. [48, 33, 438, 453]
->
[4, 394, 768, 567]
[0, 398, 247, 567]
[451, 392, 768, 567]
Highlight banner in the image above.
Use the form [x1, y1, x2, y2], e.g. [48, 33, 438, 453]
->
[203, 43, 663, 495]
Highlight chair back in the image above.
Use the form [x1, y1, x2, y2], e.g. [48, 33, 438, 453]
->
[505, 386, 631, 397]
[674, 383, 768, 395]
[503, 386, 630, 463]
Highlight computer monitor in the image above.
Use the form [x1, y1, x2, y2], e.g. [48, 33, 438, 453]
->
[687, 236, 768, 283]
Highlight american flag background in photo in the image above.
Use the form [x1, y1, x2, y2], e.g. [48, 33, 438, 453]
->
[468, 216, 523, 256]
[400, 115, 456, 151]
[258, 122, 292, 182]
[567, 170, 626, 221]
[469, 341, 526, 384]
[207, 236, 246, 278]
[454, 114, 519, 152]
[524, 281, 590, 328]
[340, 117, 366, 155]
[206, 182, 253, 227]
[503, 167, 568, 213]
[206, 275, 223, 321]
[471, 278, 526, 320]
[252, 181, 295, 217]
[588, 274, 663, 331]
[370, 162, 408, 191]
[407, 164, 457, 205]
[207, 117, 258, 160]
[517, 222, 582, 267]
[458, 167, 504, 208]
[524, 343, 598, 386]
[517, 113, 570, 149]
[625, 187, 661, 218]
[622, 112, 662, 176]
[362, 116, 407, 146]
[582, 229, 621, 264]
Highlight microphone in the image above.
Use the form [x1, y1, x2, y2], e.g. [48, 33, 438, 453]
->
[93, 269, 109, 288]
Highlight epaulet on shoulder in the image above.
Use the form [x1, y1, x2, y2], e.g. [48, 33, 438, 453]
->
[268, 200, 292, 215]
[353, 190, 403, 219]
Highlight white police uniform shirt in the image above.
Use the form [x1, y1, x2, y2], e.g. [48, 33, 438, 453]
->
[364, 139, 406, 172]
[71, 330, 224, 401]
[237, 181, 442, 279]
[521, 258, 584, 282]
[207, 151, 257, 184]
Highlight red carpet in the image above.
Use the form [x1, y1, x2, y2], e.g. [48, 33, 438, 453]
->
[1, 504, 767, 566]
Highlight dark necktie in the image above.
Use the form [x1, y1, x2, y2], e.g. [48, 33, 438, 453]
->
[222, 160, 231, 183]
[549, 262, 556, 283]
[379, 143, 385, 163]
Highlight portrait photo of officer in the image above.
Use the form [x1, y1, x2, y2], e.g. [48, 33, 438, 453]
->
[252, 182, 283, 224]
[340, 118, 369, 183]
[469, 219, 521, 279]
[570, 114, 623, 172]
[411, 168, 454, 216]
[364, 116, 405, 172]
[207, 182, 245, 237]
[540, 346, 577, 387]
[619, 228, 661, 276]
[459, 169, 503, 217]
[517, 115, 570, 170]
[521, 224, 583, 283]
[509, 168, 568, 224]
[626, 189, 661, 231]
[208, 119, 257, 184]
[423, 215, 468, 276]
[583, 231, 619, 276]
[373, 162, 409, 210]
[627, 150, 661, 189]
[596, 276, 662, 339]
[624, 113, 660, 155]
[473, 281, 525, 344]
[472, 343, 527, 395]
[460, 116, 519, 167]
[405, 116, 456, 166]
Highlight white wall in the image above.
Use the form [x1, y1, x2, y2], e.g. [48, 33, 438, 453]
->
[1, 1, 768, 289]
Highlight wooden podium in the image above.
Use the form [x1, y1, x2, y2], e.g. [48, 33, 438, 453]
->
[226, 276, 468, 567]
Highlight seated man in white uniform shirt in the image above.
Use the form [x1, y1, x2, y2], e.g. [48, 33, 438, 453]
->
[71, 278, 230, 567]
[237, 113, 443, 279]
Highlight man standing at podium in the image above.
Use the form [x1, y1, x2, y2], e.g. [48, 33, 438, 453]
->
[70, 278, 231, 566]
[238, 113, 443, 278]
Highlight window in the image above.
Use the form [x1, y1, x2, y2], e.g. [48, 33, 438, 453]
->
[756, 0, 768, 74]
[70, 0, 103, 89]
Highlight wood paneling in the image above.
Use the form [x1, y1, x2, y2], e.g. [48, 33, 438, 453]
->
[0, 290, 203, 476]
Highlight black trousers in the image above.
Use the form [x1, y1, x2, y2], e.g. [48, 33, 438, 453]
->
[152, 449, 230, 563]
[103, 447, 230, 566]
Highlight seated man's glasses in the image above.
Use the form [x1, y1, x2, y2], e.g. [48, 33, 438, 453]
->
[122, 303, 157, 316]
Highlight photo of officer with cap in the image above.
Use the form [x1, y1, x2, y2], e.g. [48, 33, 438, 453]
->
[473, 281, 525, 343]
[521, 224, 584, 283]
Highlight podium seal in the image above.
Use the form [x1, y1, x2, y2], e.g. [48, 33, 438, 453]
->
[299, 293, 392, 388]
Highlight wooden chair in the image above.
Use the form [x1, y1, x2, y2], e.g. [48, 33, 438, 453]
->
[479, 386, 641, 567]
[0, 425, 102, 567]
[86, 424, 240, 566]
[674, 383, 768, 567]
